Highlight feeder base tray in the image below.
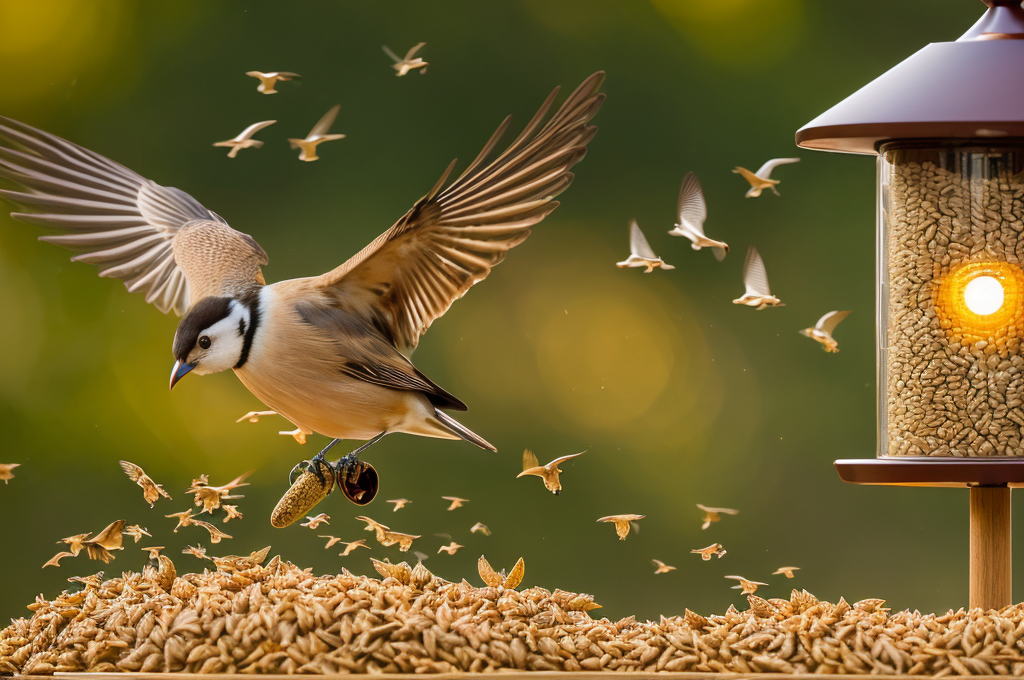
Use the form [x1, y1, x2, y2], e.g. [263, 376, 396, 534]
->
[835, 457, 1024, 487]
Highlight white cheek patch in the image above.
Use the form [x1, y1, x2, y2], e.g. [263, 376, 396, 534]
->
[191, 302, 251, 375]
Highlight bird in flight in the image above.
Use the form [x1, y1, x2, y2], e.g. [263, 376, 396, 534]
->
[287, 105, 346, 162]
[387, 498, 411, 511]
[301, 513, 330, 529]
[691, 543, 727, 561]
[119, 460, 172, 507]
[617, 220, 673, 273]
[437, 541, 463, 555]
[383, 43, 428, 76]
[442, 496, 468, 511]
[213, 120, 276, 158]
[517, 449, 584, 495]
[339, 539, 369, 556]
[732, 157, 800, 197]
[773, 566, 800, 579]
[652, 559, 676, 574]
[245, 71, 300, 95]
[597, 514, 645, 540]
[799, 311, 851, 353]
[470, 522, 491, 536]
[667, 172, 727, 260]
[0, 73, 605, 495]
[696, 504, 739, 530]
[0, 463, 20, 484]
[733, 247, 783, 309]
[726, 575, 768, 595]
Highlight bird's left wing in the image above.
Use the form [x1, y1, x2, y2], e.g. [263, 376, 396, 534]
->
[628, 219, 657, 259]
[404, 42, 426, 60]
[676, 172, 706, 234]
[755, 157, 800, 179]
[742, 246, 771, 297]
[816, 309, 851, 334]
[313, 72, 605, 354]
[549, 451, 584, 466]
[308, 105, 341, 139]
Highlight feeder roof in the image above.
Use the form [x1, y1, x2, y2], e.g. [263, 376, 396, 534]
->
[796, 1, 1024, 155]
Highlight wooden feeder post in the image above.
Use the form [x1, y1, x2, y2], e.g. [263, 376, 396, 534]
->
[797, 1, 1024, 610]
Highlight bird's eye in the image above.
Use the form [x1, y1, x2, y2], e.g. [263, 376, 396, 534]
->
[198, 336, 212, 350]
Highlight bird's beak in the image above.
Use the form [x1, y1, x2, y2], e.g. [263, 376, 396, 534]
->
[169, 360, 195, 390]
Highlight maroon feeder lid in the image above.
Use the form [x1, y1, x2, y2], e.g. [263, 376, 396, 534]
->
[795, 1, 1024, 156]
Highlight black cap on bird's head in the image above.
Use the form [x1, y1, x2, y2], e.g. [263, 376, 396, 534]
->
[170, 296, 252, 389]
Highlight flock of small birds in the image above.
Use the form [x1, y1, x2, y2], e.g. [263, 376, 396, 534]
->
[616, 160, 851, 351]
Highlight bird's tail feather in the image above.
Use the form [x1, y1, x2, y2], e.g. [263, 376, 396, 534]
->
[433, 409, 497, 452]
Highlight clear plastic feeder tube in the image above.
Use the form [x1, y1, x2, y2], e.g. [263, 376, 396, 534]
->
[879, 143, 1024, 457]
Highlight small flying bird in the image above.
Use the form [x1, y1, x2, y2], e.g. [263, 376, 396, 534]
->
[288, 105, 345, 162]
[726, 575, 768, 595]
[696, 504, 739, 530]
[667, 172, 728, 260]
[182, 544, 208, 560]
[57, 533, 92, 556]
[319, 535, 343, 549]
[413, 550, 430, 563]
[438, 541, 463, 555]
[339, 539, 369, 556]
[236, 410, 277, 424]
[733, 246, 783, 309]
[597, 514, 645, 540]
[186, 471, 252, 514]
[387, 498, 411, 511]
[799, 311, 851, 353]
[773, 566, 800, 579]
[517, 449, 584, 495]
[355, 516, 391, 542]
[0, 462, 20, 484]
[301, 513, 330, 529]
[617, 220, 674, 273]
[166, 509, 195, 532]
[142, 546, 164, 559]
[213, 120, 277, 159]
[42, 551, 76, 568]
[191, 519, 232, 544]
[381, 530, 420, 551]
[245, 71, 300, 95]
[478, 555, 525, 589]
[442, 496, 468, 511]
[222, 505, 242, 522]
[470, 522, 491, 536]
[733, 158, 800, 198]
[652, 559, 676, 574]
[691, 543, 728, 561]
[83, 520, 126, 563]
[119, 460, 171, 507]
[383, 43, 428, 76]
[123, 525, 151, 542]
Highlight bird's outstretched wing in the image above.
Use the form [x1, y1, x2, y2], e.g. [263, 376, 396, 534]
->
[119, 460, 145, 483]
[742, 246, 771, 297]
[816, 310, 850, 334]
[628, 219, 657, 259]
[382, 45, 401, 63]
[404, 42, 426, 61]
[676, 172, 706, 234]
[0, 117, 266, 315]
[522, 449, 540, 471]
[548, 451, 584, 467]
[235, 120, 277, 141]
[314, 72, 605, 354]
[307, 105, 341, 139]
[755, 157, 800, 180]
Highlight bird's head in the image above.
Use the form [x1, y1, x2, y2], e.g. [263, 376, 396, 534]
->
[170, 296, 252, 389]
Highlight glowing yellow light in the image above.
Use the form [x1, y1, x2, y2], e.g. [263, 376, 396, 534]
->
[963, 276, 1004, 316]
[934, 261, 1024, 342]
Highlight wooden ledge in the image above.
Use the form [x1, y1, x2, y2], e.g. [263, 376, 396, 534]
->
[835, 458, 1024, 488]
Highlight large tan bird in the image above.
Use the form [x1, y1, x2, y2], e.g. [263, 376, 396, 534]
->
[0, 72, 605, 488]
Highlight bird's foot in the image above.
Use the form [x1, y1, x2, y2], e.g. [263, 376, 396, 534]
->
[288, 438, 342, 486]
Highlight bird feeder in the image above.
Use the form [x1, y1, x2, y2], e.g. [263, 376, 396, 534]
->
[797, 0, 1024, 610]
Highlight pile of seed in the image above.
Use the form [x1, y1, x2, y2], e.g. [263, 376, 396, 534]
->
[4, 556, 1024, 676]
[884, 150, 1024, 457]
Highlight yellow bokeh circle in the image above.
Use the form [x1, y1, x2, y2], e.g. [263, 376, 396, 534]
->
[934, 261, 1024, 341]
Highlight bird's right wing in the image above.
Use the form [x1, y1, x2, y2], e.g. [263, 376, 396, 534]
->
[236, 120, 277, 141]
[549, 451, 584, 466]
[118, 460, 145, 483]
[816, 309, 851, 334]
[755, 157, 800, 179]
[404, 42, 426, 60]
[742, 246, 771, 296]
[676, 171, 706, 234]
[381, 45, 401, 63]
[522, 449, 540, 471]
[0, 116, 266, 315]
[629, 219, 658, 259]
[307, 105, 341, 139]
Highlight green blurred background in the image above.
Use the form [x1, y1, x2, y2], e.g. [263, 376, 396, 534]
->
[0, 0, 1003, 625]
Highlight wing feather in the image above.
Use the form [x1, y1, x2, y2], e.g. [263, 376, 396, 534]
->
[676, 172, 706, 233]
[0, 116, 260, 315]
[628, 220, 658, 260]
[754, 157, 800, 179]
[313, 72, 605, 353]
[742, 246, 771, 297]
[816, 310, 851, 334]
